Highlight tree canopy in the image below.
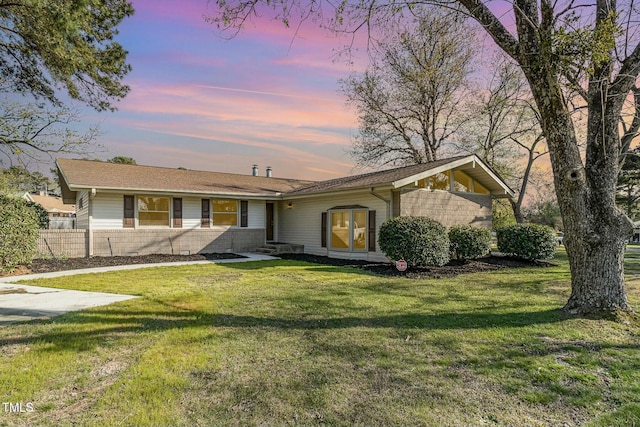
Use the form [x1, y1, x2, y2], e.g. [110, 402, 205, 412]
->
[341, 10, 475, 166]
[0, 0, 134, 111]
[0, 100, 100, 164]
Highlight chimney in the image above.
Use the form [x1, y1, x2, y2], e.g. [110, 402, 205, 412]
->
[252, 164, 258, 176]
[266, 166, 272, 178]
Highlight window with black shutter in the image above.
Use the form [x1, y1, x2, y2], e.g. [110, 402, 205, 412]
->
[173, 198, 183, 228]
[201, 199, 210, 228]
[240, 200, 248, 227]
[123, 195, 135, 228]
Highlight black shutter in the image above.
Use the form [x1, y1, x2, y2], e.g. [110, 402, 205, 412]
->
[321, 212, 327, 248]
[123, 195, 135, 228]
[240, 200, 248, 227]
[201, 199, 210, 228]
[173, 198, 183, 228]
[368, 210, 376, 252]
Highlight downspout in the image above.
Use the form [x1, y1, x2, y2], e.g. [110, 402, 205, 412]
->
[370, 188, 391, 219]
[88, 188, 96, 257]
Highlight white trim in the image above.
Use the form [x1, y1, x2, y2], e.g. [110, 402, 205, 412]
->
[392, 156, 474, 188]
[66, 185, 283, 200]
[392, 155, 515, 197]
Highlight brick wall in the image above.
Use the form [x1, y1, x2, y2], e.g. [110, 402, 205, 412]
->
[400, 189, 492, 229]
[92, 229, 265, 256]
[36, 228, 265, 258]
[37, 230, 88, 258]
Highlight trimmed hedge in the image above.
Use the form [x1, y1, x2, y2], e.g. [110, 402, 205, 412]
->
[0, 196, 40, 271]
[378, 216, 450, 267]
[449, 225, 492, 260]
[496, 223, 557, 261]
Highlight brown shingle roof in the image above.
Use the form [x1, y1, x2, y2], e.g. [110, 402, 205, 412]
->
[288, 156, 469, 195]
[57, 155, 513, 200]
[56, 158, 314, 197]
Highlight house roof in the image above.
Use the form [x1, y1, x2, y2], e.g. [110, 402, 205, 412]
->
[288, 155, 514, 197]
[56, 158, 314, 203]
[56, 155, 514, 204]
[24, 193, 76, 213]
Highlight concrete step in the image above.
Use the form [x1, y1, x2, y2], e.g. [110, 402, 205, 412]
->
[255, 248, 276, 255]
[254, 243, 304, 255]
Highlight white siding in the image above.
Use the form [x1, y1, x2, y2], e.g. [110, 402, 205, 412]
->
[92, 193, 125, 229]
[76, 191, 90, 230]
[248, 200, 266, 229]
[183, 197, 202, 229]
[91, 193, 269, 231]
[278, 191, 391, 262]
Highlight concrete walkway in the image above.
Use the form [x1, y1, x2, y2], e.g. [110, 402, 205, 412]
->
[0, 253, 278, 326]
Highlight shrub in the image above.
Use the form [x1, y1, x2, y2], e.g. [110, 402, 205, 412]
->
[378, 216, 450, 267]
[449, 225, 492, 260]
[24, 200, 50, 229]
[496, 223, 557, 261]
[0, 196, 40, 271]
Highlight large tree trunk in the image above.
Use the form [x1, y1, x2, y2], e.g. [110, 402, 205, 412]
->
[512, 0, 634, 317]
[526, 70, 634, 316]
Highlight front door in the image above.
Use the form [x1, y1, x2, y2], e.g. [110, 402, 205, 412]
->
[266, 202, 274, 241]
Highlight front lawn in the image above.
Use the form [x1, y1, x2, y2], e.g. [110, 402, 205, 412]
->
[1, 252, 639, 426]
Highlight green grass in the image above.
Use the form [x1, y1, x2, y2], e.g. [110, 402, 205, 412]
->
[1, 251, 639, 426]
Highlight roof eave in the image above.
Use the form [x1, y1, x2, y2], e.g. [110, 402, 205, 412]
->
[65, 185, 286, 200]
[392, 155, 515, 198]
[285, 184, 395, 199]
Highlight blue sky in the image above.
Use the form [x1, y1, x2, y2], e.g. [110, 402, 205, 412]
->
[77, 0, 371, 180]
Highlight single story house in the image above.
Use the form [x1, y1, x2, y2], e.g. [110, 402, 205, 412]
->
[56, 155, 514, 261]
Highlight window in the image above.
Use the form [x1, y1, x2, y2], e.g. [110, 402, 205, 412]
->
[138, 196, 170, 226]
[331, 211, 350, 249]
[213, 199, 238, 226]
[330, 209, 368, 252]
[429, 172, 450, 190]
[474, 181, 490, 195]
[453, 171, 472, 192]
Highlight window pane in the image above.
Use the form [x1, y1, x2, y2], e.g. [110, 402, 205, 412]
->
[474, 181, 490, 194]
[213, 213, 238, 226]
[453, 171, 472, 192]
[138, 196, 169, 211]
[139, 212, 170, 226]
[137, 196, 170, 227]
[430, 172, 450, 190]
[331, 211, 350, 249]
[213, 199, 238, 213]
[353, 210, 367, 250]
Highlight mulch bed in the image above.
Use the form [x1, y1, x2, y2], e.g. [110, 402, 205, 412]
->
[1, 252, 551, 280]
[278, 253, 553, 279]
[0, 253, 244, 277]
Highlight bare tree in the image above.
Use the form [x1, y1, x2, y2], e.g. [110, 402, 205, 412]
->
[340, 10, 476, 167]
[0, 101, 101, 165]
[208, 0, 640, 318]
[456, 55, 548, 223]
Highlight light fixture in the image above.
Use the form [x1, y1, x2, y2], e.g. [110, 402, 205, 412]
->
[287, 202, 293, 209]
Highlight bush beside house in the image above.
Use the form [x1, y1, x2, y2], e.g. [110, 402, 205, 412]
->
[379, 216, 450, 267]
[497, 223, 557, 261]
[449, 225, 492, 260]
[0, 196, 40, 271]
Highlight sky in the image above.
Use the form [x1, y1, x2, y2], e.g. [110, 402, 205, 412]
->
[79, 0, 372, 180]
